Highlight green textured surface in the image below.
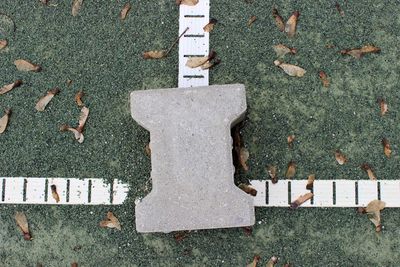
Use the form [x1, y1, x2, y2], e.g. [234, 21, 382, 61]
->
[1, 0, 400, 266]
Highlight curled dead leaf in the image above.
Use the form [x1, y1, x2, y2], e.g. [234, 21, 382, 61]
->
[274, 60, 306, 77]
[203, 18, 218, 32]
[287, 134, 295, 148]
[239, 147, 249, 171]
[247, 15, 257, 27]
[246, 255, 260, 267]
[267, 165, 278, 184]
[51, 184, 60, 202]
[364, 200, 385, 232]
[0, 108, 11, 134]
[366, 199, 386, 213]
[75, 90, 84, 107]
[0, 79, 22, 95]
[176, 0, 199, 6]
[99, 211, 121, 230]
[266, 256, 278, 267]
[35, 88, 60, 111]
[340, 45, 380, 59]
[60, 124, 83, 143]
[335, 150, 347, 165]
[238, 183, 257, 196]
[77, 106, 89, 133]
[14, 59, 41, 72]
[120, 3, 131, 20]
[0, 39, 7, 50]
[382, 138, 391, 158]
[290, 192, 313, 209]
[377, 98, 388, 116]
[285, 160, 296, 179]
[306, 174, 315, 190]
[145, 143, 151, 156]
[361, 163, 377, 180]
[273, 44, 297, 57]
[285, 11, 300, 38]
[272, 8, 285, 32]
[319, 71, 330, 87]
[15, 212, 32, 240]
[72, 0, 83, 17]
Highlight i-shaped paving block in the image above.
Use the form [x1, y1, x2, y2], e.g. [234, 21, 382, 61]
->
[131, 84, 255, 233]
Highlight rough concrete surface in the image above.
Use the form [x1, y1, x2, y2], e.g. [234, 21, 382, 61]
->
[131, 84, 255, 232]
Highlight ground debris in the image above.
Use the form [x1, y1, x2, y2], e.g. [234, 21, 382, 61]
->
[382, 138, 391, 158]
[335, 2, 345, 16]
[0, 39, 7, 50]
[247, 15, 257, 27]
[267, 165, 278, 184]
[203, 18, 218, 32]
[319, 71, 330, 87]
[238, 183, 257, 196]
[377, 97, 388, 116]
[100, 211, 121, 230]
[272, 8, 285, 32]
[358, 200, 385, 232]
[120, 2, 131, 20]
[72, 0, 83, 16]
[361, 163, 377, 180]
[0, 108, 11, 134]
[51, 184, 60, 202]
[35, 88, 60, 111]
[0, 80, 22, 95]
[340, 45, 380, 59]
[60, 106, 89, 143]
[285, 160, 296, 179]
[75, 90, 85, 107]
[335, 150, 347, 165]
[306, 174, 315, 190]
[273, 44, 296, 57]
[246, 255, 260, 267]
[176, 0, 199, 6]
[14, 59, 41, 72]
[274, 60, 306, 77]
[287, 134, 295, 148]
[285, 11, 300, 38]
[15, 212, 32, 240]
[290, 192, 313, 209]
[266, 256, 278, 267]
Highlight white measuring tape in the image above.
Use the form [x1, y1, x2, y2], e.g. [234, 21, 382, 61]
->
[1, 1, 399, 209]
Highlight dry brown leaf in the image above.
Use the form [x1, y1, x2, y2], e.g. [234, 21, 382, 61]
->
[77, 106, 89, 133]
[0, 80, 22, 95]
[319, 71, 330, 87]
[273, 44, 297, 57]
[71, 263, 78, 267]
[290, 192, 313, 209]
[200, 58, 221, 70]
[335, 150, 347, 165]
[382, 138, 391, 158]
[266, 256, 278, 267]
[0, 108, 11, 134]
[340, 45, 380, 59]
[247, 15, 257, 27]
[51, 184, 60, 202]
[306, 174, 315, 190]
[361, 163, 377, 180]
[377, 98, 388, 116]
[99, 211, 121, 230]
[335, 2, 345, 16]
[75, 90, 84, 107]
[0, 39, 7, 50]
[246, 255, 260, 267]
[274, 60, 306, 77]
[120, 2, 131, 20]
[238, 183, 257, 196]
[35, 88, 60, 112]
[368, 211, 382, 232]
[186, 56, 209, 68]
[285, 160, 296, 179]
[287, 134, 295, 148]
[14, 59, 41, 72]
[272, 8, 285, 32]
[176, 0, 199, 6]
[285, 11, 300, 38]
[15, 212, 32, 240]
[366, 199, 386, 213]
[203, 18, 218, 32]
[60, 124, 83, 143]
[66, 79, 73, 86]
[72, 0, 83, 16]
[267, 165, 278, 184]
[239, 147, 249, 171]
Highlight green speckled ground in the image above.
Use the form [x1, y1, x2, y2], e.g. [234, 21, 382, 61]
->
[1, 1, 400, 266]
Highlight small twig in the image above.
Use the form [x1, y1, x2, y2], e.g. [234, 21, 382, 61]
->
[164, 27, 189, 57]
